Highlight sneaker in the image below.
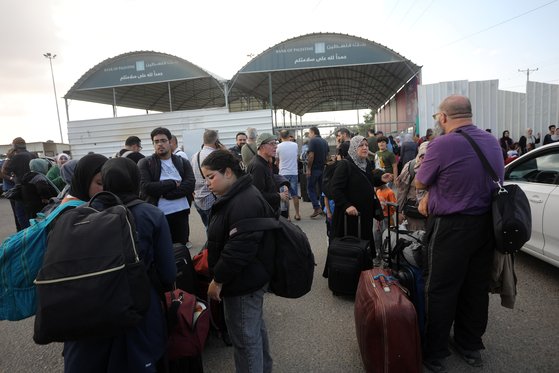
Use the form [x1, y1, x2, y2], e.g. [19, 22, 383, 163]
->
[310, 209, 322, 218]
[449, 337, 483, 367]
[423, 358, 448, 373]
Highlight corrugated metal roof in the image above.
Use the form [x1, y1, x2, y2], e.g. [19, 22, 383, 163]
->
[64, 34, 422, 117]
[230, 33, 421, 116]
[64, 51, 226, 112]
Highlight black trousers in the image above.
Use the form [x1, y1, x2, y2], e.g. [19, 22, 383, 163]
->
[165, 209, 190, 245]
[423, 212, 494, 359]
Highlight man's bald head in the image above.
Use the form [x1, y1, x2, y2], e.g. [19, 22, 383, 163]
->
[439, 95, 472, 119]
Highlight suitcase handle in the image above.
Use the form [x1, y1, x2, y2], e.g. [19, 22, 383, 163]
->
[383, 202, 400, 269]
[344, 212, 361, 237]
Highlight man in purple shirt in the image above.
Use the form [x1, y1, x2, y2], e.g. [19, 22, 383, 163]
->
[415, 95, 504, 373]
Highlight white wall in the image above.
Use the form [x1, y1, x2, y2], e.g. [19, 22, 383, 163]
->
[67, 108, 273, 159]
[418, 80, 558, 142]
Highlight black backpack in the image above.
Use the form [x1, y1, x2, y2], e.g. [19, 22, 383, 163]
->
[232, 216, 315, 298]
[33, 192, 151, 344]
[321, 161, 339, 200]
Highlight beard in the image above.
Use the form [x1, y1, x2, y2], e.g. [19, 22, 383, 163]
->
[432, 120, 445, 137]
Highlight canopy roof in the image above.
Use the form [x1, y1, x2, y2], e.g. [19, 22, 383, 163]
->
[230, 33, 421, 116]
[64, 51, 226, 112]
[64, 34, 421, 117]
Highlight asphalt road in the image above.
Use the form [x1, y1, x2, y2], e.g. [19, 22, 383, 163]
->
[1, 197, 558, 372]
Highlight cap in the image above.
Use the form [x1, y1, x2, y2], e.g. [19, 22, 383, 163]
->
[256, 133, 277, 149]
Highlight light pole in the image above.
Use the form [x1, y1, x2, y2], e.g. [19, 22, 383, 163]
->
[43, 53, 63, 143]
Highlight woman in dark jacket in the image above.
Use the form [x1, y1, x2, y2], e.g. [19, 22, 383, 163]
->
[330, 136, 392, 250]
[499, 130, 513, 151]
[202, 149, 275, 373]
[21, 158, 59, 219]
[63, 157, 176, 373]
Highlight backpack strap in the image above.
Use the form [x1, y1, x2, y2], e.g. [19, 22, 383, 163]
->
[196, 151, 205, 179]
[404, 160, 416, 201]
[248, 144, 256, 155]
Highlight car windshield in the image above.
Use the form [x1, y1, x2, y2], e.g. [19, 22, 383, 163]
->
[507, 151, 559, 184]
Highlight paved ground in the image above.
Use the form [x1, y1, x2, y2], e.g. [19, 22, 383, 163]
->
[1, 197, 558, 372]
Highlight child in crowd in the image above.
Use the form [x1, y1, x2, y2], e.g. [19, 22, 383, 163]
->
[373, 183, 397, 264]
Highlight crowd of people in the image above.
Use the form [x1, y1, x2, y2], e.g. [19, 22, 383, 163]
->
[1, 94, 553, 373]
[499, 124, 559, 163]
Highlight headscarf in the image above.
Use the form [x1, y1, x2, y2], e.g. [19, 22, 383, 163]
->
[403, 133, 414, 143]
[71, 154, 108, 201]
[101, 157, 140, 204]
[56, 153, 69, 165]
[348, 135, 368, 172]
[60, 160, 78, 185]
[29, 158, 50, 175]
[415, 141, 429, 168]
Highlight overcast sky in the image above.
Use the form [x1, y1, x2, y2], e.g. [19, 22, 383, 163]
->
[1, 0, 558, 145]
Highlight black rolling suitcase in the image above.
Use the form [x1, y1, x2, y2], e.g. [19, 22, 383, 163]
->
[326, 214, 373, 296]
[382, 202, 426, 337]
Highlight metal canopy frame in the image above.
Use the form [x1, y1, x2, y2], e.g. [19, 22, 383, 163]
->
[63, 34, 421, 122]
[229, 33, 422, 117]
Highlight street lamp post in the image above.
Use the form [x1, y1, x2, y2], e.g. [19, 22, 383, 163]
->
[43, 53, 63, 143]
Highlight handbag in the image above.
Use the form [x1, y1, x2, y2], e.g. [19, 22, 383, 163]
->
[402, 199, 425, 220]
[458, 131, 532, 254]
[3, 185, 22, 200]
[192, 247, 209, 277]
[165, 289, 210, 359]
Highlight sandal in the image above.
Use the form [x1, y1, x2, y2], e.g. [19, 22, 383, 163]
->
[294, 215, 301, 221]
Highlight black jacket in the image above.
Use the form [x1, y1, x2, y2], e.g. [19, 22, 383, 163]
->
[207, 174, 276, 297]
[138, 154, 195, 206]
[330, 159, 384, 243]
[246, 154, 280, 212]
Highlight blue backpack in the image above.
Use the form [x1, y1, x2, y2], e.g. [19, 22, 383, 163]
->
[0, 200, 84, 321]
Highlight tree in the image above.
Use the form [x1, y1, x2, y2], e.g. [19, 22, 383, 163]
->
[357, 109, 375, 135]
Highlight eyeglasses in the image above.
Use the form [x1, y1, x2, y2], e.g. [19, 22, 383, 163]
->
[432, 112, 445, 120]
[263, 140, 279, 146]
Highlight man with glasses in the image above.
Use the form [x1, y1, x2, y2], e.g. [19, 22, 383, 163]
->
[416, 96, 503, 372]
[116, 136, 145, 164]
[246, 132, 288, 213]
[138, 127, 195, 246]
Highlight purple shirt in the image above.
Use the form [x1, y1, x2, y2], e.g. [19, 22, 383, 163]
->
[416, 124, 504, 216]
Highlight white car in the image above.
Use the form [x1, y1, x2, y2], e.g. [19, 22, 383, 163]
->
[504, 142, 559, 268]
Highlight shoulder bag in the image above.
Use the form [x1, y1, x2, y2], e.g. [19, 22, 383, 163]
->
[458, 130, 531, 254]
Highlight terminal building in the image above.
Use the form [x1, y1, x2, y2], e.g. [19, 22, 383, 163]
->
[6, 33, 556, 158]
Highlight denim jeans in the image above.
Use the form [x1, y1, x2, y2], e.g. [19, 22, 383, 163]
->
[223, 286, 273, 373]
[14, 200, 29, 231]
[307, 169, 324, 210]
[195, 204, 211, 229]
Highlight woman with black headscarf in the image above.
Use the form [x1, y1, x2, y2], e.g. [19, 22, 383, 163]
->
[330, 136, 393, 257]
[62, 153, 108, 203]
[63, 157, 176, 373]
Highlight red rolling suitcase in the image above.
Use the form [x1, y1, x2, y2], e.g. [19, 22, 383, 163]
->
[354, 268, 422, 373]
